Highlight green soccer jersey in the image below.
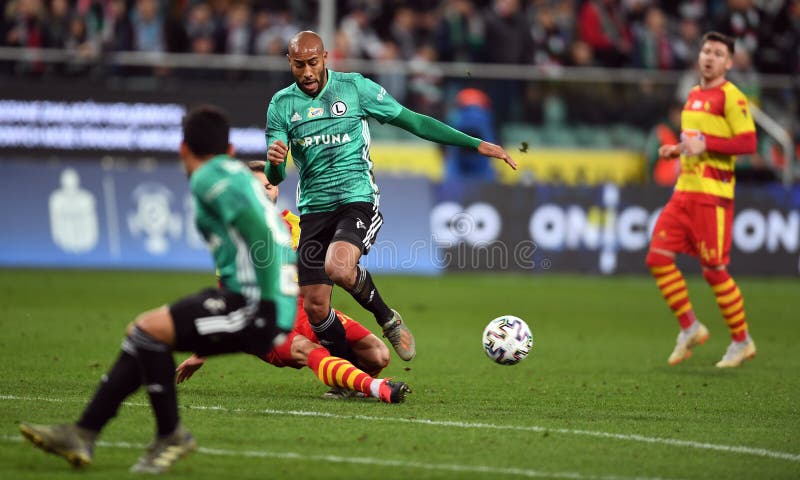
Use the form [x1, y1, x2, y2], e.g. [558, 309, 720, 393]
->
[190, 155, 297, 331]
[266, 70, 403, 214]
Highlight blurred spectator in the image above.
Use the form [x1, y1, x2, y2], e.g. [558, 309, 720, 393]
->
[415, 7, 441, 46]
[644, 101, 682, 186]
[671, 17, 701, 69]
[267, 8, 299, 50]
[63, 14, 97, 71]
[552, 0, 578, 34]
[4, 0, 49, 49]
[712, 0, 761, 57]
[389, 6, 417, 61]
[44, 0, 70, 48]
[753, 0, 799, 74]
[163, 0, 187, 53]
[441, 88, 497, 199]
[251, 10, 290, 56]
[130, 0, 163, 53]
[484, 0, 532, 123]
[208, 0, 230, 42]
[484, 0, 532, 65]
[434, 0, 485, 63]
[672, 0, 707, 21]
[529, 3, 572, 66]
[185, 3, 216, 51]
[578, 0, 631, 67]
[328, 28, 352, 64]
[376, 40, 407, 104]
[104, 0, 134, 52]
[4, 0, 49, 74]
[631, 6, 674, 70]
[622, 0, 651, 35]
[64, 14, 92, 54]
[566, 39, 595, 67]
[224, 2, 252, 55]
[339, 5, 384, 59]
[407, 43, 444, 118]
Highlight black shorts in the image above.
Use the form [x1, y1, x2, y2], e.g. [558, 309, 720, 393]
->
[297, 202, 383, 286]
[169, 288, 284, 357]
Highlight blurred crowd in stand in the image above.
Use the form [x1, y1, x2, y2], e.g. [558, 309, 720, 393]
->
[2, 0, 798, 182]
[4, 0, 797, 77]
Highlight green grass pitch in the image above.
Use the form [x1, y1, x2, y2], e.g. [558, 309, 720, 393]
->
[0, 269, 798, 479]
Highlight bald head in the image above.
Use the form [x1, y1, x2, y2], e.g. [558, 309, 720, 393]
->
[287, 30, 328, 96]
[288, 31, 325, 57]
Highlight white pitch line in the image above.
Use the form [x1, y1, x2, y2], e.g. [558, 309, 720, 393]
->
[0, 434, 676, 480]
[2, 393, 799, 464]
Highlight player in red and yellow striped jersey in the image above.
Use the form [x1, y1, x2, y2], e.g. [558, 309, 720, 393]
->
[646, 32, 757, 368]
[178, 161, 410, 403]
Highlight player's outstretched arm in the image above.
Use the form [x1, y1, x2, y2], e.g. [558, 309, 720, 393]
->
[176, 355, 207, 384]
[388, 107, 517, 170]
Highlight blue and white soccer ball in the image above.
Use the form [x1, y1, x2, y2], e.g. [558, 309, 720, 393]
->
[482, 315, 533, 365]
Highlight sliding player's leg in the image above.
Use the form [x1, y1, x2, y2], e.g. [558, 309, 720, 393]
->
[295, 335, 410, 404]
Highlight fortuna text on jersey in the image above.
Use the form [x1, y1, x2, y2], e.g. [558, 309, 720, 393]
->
[292, 133, 352, 147]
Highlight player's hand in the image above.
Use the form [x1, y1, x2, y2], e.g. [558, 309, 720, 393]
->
[175, 355, 206, 384]
[658, 144, 682, 158]
[267, 140, 288, 166]
[477, 141, 518, 170]
[681, 135, 706, 157]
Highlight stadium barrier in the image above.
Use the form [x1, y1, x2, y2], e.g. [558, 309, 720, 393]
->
[3, 158, 798, 276]
[436, 183, 800, 276]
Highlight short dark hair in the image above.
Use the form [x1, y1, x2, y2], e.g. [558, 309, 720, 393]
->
[702, 31, 735, 55]
[246, 160, 266, 172]
[182, 105, 230, 157]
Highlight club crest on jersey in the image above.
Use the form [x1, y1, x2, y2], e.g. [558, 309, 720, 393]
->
[307, 107, 324, 118]
[290, 112, 301, 122]
[331, 101, 347, 116]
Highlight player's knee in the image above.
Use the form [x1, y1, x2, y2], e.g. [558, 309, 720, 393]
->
[356, 336, 390, 371]
[702, 264, 728, 284]
[371, 343, 390, 370]
[324, 263, 354, 287]
[289, 336, 313, 366]
[645, 250, 673, 269]
[303, 296, 330, 324]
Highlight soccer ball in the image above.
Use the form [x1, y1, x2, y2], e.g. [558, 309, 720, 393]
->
[482, 315, 533, 365]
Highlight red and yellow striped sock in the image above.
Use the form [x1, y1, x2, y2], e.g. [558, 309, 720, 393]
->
[649, 262, 696, 329]
[307, 348, 377, 396]
[703, 269, 748, 342]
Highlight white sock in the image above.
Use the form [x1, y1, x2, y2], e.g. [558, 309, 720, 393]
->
[369, 379, 383, 399]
